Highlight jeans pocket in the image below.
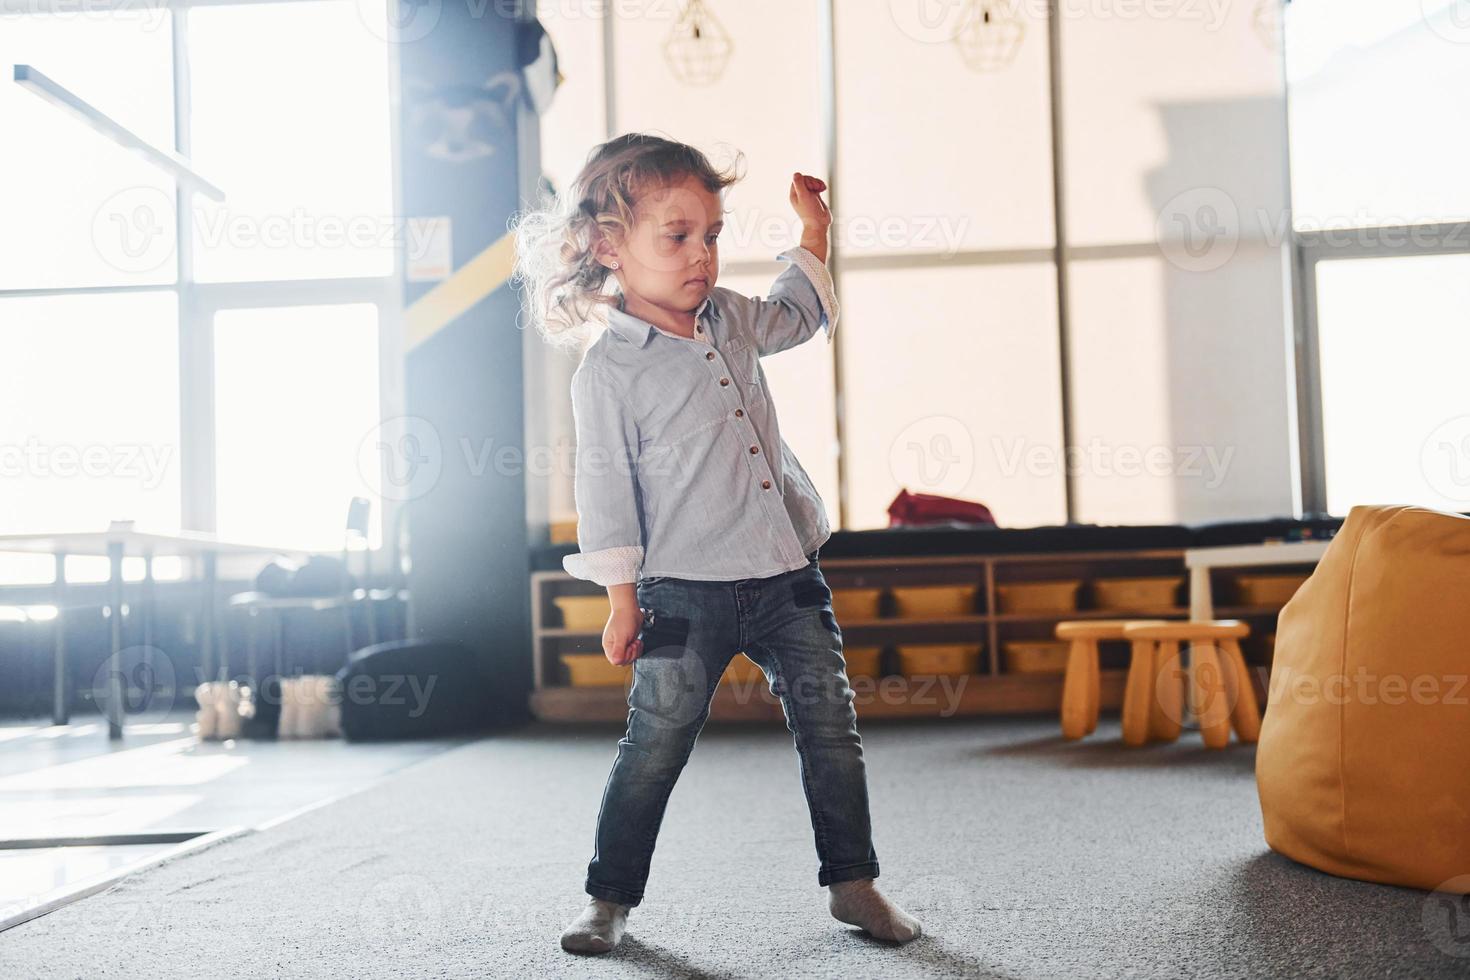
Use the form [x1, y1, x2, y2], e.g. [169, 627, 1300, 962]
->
[791, 566, 839, 637]
[637, 609, 691, 658]
[792, 573, 832, 608]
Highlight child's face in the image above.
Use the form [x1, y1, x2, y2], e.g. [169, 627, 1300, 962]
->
[613, 173, 723, 314]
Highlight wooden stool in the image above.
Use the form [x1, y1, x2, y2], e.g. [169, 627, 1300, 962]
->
[1054, 620, 1169, 741]
[1120, 620, 1260, 749]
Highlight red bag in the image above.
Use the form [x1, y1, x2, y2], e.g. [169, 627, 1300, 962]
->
[887, 488, 997, 528]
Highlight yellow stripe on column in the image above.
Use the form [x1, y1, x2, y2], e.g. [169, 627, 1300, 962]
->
[405, 231, 518, 351]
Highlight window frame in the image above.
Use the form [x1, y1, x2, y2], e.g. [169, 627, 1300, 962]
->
[585, 0, 1305, 528]
[0, 0, 407, 573]
[1290, 221, 1470, 515]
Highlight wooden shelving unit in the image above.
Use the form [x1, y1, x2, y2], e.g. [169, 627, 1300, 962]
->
[529, 548, 1315, 724]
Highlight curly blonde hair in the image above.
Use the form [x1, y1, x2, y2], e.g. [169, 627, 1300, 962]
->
[512, 133, 743, 352]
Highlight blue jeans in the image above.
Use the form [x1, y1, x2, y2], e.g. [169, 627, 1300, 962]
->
[584, 549, 880, 907]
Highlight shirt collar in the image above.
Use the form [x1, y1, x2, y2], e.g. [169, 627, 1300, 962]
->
[605, 293, 718, 349]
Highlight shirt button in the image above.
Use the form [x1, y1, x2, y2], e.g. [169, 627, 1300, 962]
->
[761, 480, 771, 489]
[720, 377, 730, 386]
[749, 445, 759, 454]
[705, 351, 715, 360]
[734, 409, 743, 418]
[696, 324, 703, 332]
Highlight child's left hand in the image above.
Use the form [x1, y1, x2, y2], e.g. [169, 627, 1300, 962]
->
[789, 172, 831, 233]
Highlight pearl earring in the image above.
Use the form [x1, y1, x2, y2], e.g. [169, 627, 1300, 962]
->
[610, 261, 620, 270]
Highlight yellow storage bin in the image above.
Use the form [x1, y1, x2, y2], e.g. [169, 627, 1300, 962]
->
[1003, 640, 1070, 674]
[560, 653, 632, 687]
[843, 645, 883, 678]
[831, 587, 884, 621]
[996, 579, 1082, 614]
[552, 594, 613, 630]
[896, 643, 983, 677]
[1236, 573, 1310, 606]
[719, 652, 766, 687]
[891, 584, 978, 619]
[1092, 575, 1183, 611]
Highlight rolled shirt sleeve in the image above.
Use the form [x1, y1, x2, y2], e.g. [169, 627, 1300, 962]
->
[738, 244, 841, 357]
[562, 363, 645, 586]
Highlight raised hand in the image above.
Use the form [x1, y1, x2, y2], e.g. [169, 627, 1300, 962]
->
[789, 171, 832, 233]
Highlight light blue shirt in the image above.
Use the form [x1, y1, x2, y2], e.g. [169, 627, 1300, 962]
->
[563, 245, 840, 585]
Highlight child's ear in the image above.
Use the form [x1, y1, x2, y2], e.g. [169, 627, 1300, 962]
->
[591, 235, 620, 270]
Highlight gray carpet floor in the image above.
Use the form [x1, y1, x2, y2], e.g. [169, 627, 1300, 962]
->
[2, 715, 1463, 979]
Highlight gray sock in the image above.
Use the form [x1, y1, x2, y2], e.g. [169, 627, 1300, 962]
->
[560, 897, 630, 954]
[828, 878, 923, 943]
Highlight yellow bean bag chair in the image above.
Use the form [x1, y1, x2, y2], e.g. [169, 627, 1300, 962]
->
[1256, 504, 1470, 893]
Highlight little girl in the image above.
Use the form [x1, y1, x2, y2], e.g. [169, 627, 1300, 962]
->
[514, 133, 923, 954]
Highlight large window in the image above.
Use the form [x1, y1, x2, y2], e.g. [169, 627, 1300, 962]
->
[213, 305, 384, 550]
[839, 264, 1065, 529]
[187, 1, 396, 282]
[0, 2, 401, 583]
[835, 1, 1065, 529]
[1315, 255, 1470, 516]
[538, 1, 1301, 530]
[0, 13, 177, 291]
[1060, 2, 1293, 524]
[1286, 0, 1470, 229]
[836, 2, 1055, 257]
[0, 293, 181, 584]
[1285, 0, 1470, 515]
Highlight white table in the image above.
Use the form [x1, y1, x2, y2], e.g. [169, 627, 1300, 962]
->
[1184, 539, 1332, 621]
[0, 530, 308, 738]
